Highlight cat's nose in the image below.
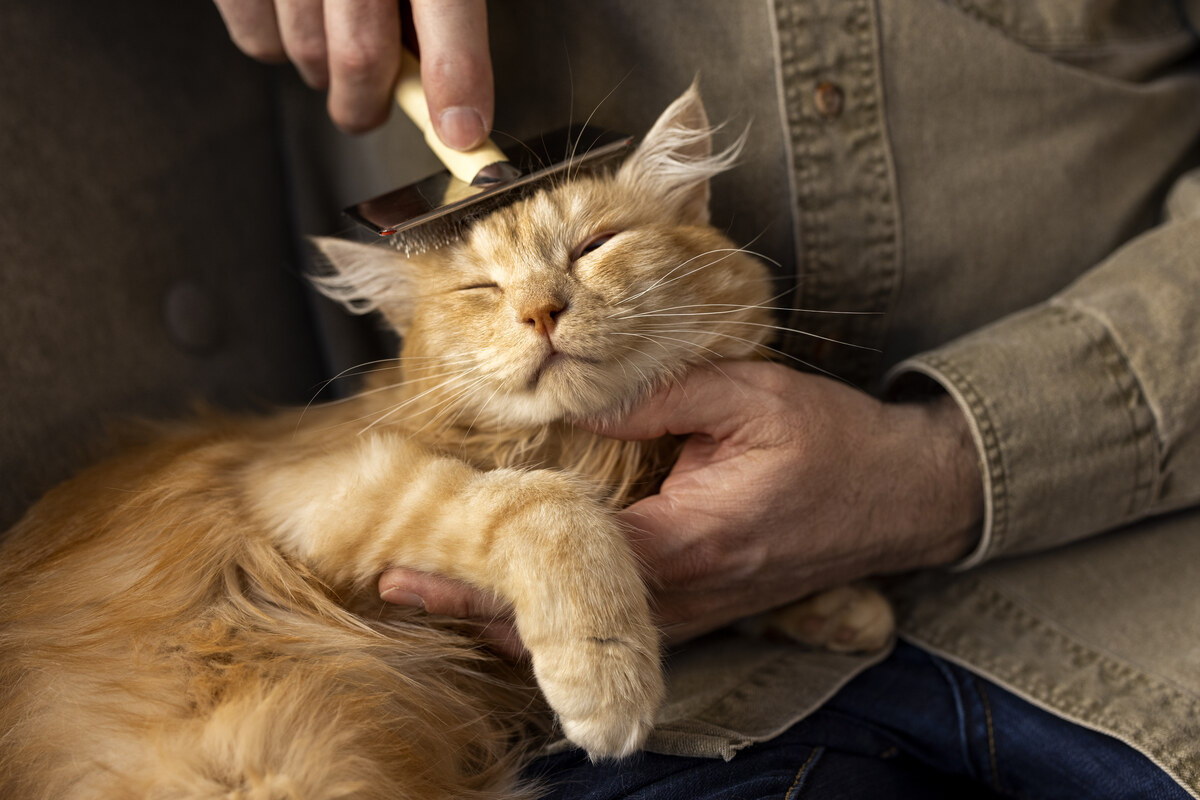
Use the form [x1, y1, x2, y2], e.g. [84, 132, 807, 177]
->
[520, 300, 567, 338]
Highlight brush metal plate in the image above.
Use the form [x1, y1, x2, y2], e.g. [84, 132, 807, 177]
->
[344, 126, 633, 251]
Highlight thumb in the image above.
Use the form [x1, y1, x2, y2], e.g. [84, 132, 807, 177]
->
[410, 0, 494, 151]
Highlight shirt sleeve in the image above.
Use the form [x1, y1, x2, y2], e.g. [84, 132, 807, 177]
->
[885, 167, 1200, 568]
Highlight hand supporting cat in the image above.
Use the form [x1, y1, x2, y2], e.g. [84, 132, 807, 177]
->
[380, 361, 984, 653]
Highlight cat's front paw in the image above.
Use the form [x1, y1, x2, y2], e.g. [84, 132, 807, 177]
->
[764, 584, 895, 653]
[531, 624, 664, 759]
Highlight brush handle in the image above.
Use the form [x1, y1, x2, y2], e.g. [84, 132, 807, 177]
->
[395, 48, 509, 185]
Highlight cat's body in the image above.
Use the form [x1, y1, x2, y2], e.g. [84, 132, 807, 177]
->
[0, 87, 890, 799]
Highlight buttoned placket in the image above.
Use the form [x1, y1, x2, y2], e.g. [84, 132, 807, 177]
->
[771, 0, 902, 389]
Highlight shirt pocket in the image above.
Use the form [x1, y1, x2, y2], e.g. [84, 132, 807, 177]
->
[943, 0, 1197, 81]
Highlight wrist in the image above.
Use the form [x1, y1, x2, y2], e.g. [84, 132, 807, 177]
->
[877, 394, 984, 571]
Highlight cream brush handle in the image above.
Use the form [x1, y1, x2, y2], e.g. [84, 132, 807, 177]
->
[394, 47, 509, 185]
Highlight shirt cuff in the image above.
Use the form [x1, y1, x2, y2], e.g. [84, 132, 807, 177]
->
[885, 301, 1160, 569]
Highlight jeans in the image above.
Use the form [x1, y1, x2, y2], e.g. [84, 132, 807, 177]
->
[525, 641, 1188, 799]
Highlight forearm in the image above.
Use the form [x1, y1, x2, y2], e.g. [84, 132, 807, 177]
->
[888, 180, 1200, 566]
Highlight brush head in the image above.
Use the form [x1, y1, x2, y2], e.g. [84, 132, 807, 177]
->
[344, 127, 633, 255]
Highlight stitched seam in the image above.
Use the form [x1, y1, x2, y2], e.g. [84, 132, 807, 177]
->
[903, 578, 1200, 791]
[771, 0, 898, 384]
[784, 746, 824, 800]
[942, 0, 1187, 48]
[1049, 300, 1160, 517]
[921, 352, 1010, 558]
[972, 677, 1004, 792]
[930, 654, 978, 782]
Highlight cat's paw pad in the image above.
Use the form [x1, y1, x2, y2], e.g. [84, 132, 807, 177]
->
[767, 584, 894, 653]
[533, 633, 664, 760]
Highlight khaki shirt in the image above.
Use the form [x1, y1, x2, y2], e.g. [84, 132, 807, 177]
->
[611, 1, 1200, 794]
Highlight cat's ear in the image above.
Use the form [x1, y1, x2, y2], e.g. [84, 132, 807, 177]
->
[617, 81, 744, 226]
[309, 237, 416, 332]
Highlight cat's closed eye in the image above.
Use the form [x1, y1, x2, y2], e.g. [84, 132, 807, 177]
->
[572, 231, 619, 262]
[456, 282, 500, 292]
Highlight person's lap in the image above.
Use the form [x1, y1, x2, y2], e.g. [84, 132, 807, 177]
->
[525, 641, 1187, 799]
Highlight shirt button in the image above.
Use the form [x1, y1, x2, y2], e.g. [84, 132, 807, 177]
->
[814, 81, 844, 118]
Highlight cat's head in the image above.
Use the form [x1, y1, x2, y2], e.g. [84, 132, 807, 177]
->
[314, 84, 774, 426]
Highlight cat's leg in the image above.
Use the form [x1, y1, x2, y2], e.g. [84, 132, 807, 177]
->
[753, 584, 895, 653]
[242, 432, 663, 759]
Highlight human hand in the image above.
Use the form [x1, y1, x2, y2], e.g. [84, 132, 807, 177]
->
[212, 0, 493, 141]
[379, 362, 984, 653]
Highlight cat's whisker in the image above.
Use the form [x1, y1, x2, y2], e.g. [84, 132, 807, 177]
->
[490, 128, 550, 173]
[313, 363, 486, 424]
[297, 365, 486, 438]
[618, 249, 739, 306]
[566, 73, 632, 183]
[617, 247, 752, 307]
[639, 319, 879, 353]
[356, 367, 486, 434]
[608, 284, 799, 322]
[612, 330, 728, 363]
[456, 378, 512, 437]
[631, 229, 780, 304]
[616, 298, 881, 320]
[608, 334, 700, 392]
[377, 375, 493, 436]
[410, 375, 501, 437]
[676, 329, 852, 383]
[619, 236, 777, 309]
[715, 235, 781, 271]
[300, 354, 480, 418]
[297, 356, 411, 426]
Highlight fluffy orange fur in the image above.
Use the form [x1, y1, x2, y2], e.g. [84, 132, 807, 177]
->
[0, 86, 779, 798]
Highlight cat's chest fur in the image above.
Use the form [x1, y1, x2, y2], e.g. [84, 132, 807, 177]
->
[347, 374, 681, 509]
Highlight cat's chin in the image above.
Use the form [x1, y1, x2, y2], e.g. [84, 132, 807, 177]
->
[487, 390, 615, 428]
[483, 369, 643, 428]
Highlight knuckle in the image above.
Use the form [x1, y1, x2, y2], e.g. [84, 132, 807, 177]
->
[231, 31, 286, 63]
[329, 101, 389, 135]
[331, 41, 393, 84]
[287, 36, 328, 71]
[423, 51, 491, 90]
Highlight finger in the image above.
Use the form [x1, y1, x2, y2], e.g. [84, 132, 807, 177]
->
[325, 0, 401, 133]
[275, 0, 329, 88]
[409, 0, 493, 151]
[473, 618, 528, 661]
[379, 567, 510, 621]
[213, 0, 287, 62]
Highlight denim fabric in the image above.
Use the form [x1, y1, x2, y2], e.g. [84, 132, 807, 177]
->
[527, 642, 1189, 799]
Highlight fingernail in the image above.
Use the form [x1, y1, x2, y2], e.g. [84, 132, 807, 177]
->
[437, 106, 487, 151]
[381, 588, 425, 609]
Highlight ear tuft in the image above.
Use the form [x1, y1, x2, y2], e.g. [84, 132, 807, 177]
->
[618, 81, 746, 225]
[309, 237, 415, 331]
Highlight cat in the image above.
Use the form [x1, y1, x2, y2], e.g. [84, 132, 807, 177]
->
[0, 84, 891, 800]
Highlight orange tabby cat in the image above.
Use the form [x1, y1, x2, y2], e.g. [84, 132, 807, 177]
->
[0, 85, 889, 799]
